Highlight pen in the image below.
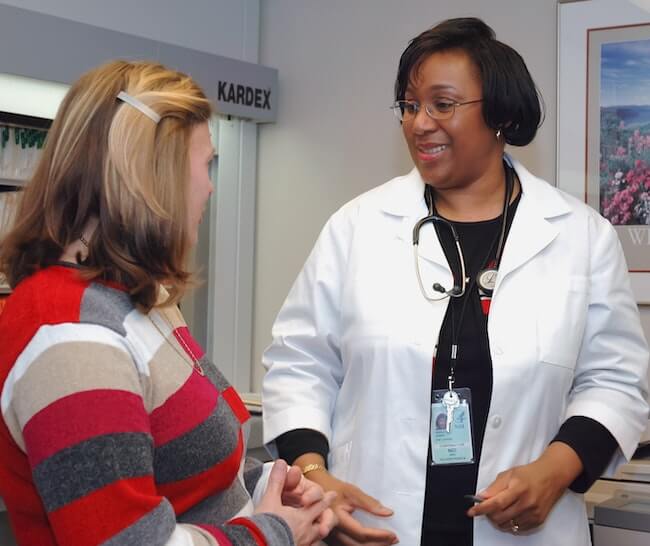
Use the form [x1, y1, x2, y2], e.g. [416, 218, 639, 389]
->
[464, 494, 484, 504]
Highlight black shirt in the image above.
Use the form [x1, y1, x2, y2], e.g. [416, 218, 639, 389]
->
[419, 194, 516, 544]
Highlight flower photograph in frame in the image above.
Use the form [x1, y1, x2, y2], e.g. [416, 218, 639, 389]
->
[587, 23, 650, 271]
[558, 0, 650, 302]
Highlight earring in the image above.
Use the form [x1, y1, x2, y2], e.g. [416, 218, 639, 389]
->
[495, 128, 502, 140]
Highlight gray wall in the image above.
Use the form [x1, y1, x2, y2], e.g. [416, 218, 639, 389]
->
[0, 0, 255, 60]
[253, 0, 563, 389]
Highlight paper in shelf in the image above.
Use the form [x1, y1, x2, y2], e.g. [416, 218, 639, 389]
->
[0, 190, 19, 238]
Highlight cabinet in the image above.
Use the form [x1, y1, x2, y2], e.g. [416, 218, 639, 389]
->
[0, 111, 51, 310]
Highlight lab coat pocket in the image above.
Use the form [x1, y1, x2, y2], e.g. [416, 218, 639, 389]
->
[536, 275, 589, 369]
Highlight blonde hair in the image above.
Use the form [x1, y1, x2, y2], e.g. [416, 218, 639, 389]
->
[0, 60, 212, 310]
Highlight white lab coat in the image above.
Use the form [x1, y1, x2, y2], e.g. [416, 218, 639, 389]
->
[262, 157, 649, 546]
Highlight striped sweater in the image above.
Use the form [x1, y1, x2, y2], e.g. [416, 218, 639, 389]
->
[0, 265, 292, 546]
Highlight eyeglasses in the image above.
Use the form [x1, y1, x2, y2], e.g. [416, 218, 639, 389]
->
[391, 98, 483, 122]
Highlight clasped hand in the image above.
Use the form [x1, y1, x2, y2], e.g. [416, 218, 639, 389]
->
[255, 459, 337, 545]
[303, 470, 398, 546]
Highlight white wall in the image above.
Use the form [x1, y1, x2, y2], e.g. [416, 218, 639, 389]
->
[253, 0, 650, 390]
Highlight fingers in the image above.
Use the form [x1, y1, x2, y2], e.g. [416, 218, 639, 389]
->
[296, 521, 324, 546]
[468, 487, 518, 520]
[329, 529, 399, 546]
[301, 478, 326, 506]
[345, 485, 393, 517]
[335, 509, 397, 543]
[284, 465, 303, 492]
[467, 471, 517, 518]
[490, 499, 526, 528]
[283, 477, 328, 508]
[264, 459, 289, 499]
[467, 471, 511, 514]
[327, 531, 357, 546]
[329, 532, 360, 546]
[301, 490, 337, 523]
[317, 507, 338, 539]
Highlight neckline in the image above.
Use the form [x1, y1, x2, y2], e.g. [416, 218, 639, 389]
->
[444, 191, 522, 226]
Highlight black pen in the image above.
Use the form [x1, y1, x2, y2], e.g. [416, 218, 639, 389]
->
[464, 494, 484, 504]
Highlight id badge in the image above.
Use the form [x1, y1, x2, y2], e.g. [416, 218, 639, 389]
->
[430, 387, 474, 465]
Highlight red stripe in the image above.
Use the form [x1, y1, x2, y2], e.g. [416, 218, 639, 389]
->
[197, 524, 233, 545]
[173, 326, 205, 361]
[158, 429, 244, 514]
[23, 390, 150, 467]
[0, 267, 86, 385]
[48, 476, 159, 546]
[480, 298, 491, 316]
[230, 518, 267, 546]
[150, 372, 218, 447]
[222, 387, 250, 424]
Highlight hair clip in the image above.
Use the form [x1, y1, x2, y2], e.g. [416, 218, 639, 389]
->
[116, 91, 161, 124]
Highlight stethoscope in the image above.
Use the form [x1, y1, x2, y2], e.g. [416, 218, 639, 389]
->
[412, 163, 515, 302]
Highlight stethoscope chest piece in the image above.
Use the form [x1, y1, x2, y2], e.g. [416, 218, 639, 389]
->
[476, 268, 497, 295]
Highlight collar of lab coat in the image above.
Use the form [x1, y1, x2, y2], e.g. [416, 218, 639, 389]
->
[379, 153, 574, 286]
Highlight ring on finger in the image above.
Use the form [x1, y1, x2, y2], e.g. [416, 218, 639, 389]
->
[510, 519, 520, 534]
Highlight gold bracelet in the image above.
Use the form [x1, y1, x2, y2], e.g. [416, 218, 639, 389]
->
[301, 463, 326, 476]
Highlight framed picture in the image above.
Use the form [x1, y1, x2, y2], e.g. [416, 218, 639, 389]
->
[558, 0, 650, 302]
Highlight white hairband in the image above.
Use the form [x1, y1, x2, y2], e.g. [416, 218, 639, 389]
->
[116, 91, 161, 124]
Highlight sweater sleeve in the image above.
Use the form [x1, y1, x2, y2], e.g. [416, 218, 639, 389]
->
[552, 416, 618, 493]
[275, 429, 330, 465]
[3, 323, 292, 546]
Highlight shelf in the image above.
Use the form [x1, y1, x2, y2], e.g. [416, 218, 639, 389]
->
[0, 111, 52, 131]
[0, 177, 27, 188]
[0, 274, 10, 294]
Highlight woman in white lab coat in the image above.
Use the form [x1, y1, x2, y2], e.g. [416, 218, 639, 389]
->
[262, 17, 649, 546]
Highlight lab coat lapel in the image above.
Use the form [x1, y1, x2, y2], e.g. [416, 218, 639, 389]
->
[381, 168, 450, 270]
[495, 193, 557, 288]
[495, 157, 570, 291]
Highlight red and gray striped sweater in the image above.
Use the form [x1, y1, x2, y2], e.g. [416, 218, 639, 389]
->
[0, 265, 292, 546]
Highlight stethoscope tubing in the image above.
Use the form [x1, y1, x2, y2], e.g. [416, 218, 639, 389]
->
[412, 214, 467, 301]
[412, 162, 514, 302]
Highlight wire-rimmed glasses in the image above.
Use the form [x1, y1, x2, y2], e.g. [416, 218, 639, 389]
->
[391, 98, 483, 122]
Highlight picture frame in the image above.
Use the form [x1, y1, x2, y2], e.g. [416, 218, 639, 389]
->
[557, 0, 650, 303]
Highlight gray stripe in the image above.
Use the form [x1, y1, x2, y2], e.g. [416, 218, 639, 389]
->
[250, 514, 294, 546]
[34, 432, 153, 512]
[101, 498, 175, 546]
[243, 458, 263, 497]
[80, 283, 134, 336]
[201, 358, 231, 391]
[178, 478, 249, 524]
[222, 525, 258, 545]
[154, 396, 239, 484]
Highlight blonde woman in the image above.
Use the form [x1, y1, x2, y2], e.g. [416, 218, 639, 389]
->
[0, 60, 335, 546]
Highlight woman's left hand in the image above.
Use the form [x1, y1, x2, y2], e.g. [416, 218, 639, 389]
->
[467, 442, 583, 534]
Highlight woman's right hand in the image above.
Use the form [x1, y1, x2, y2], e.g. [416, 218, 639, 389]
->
[305, 469, 399, 546]
[255, 460, 338, 545]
